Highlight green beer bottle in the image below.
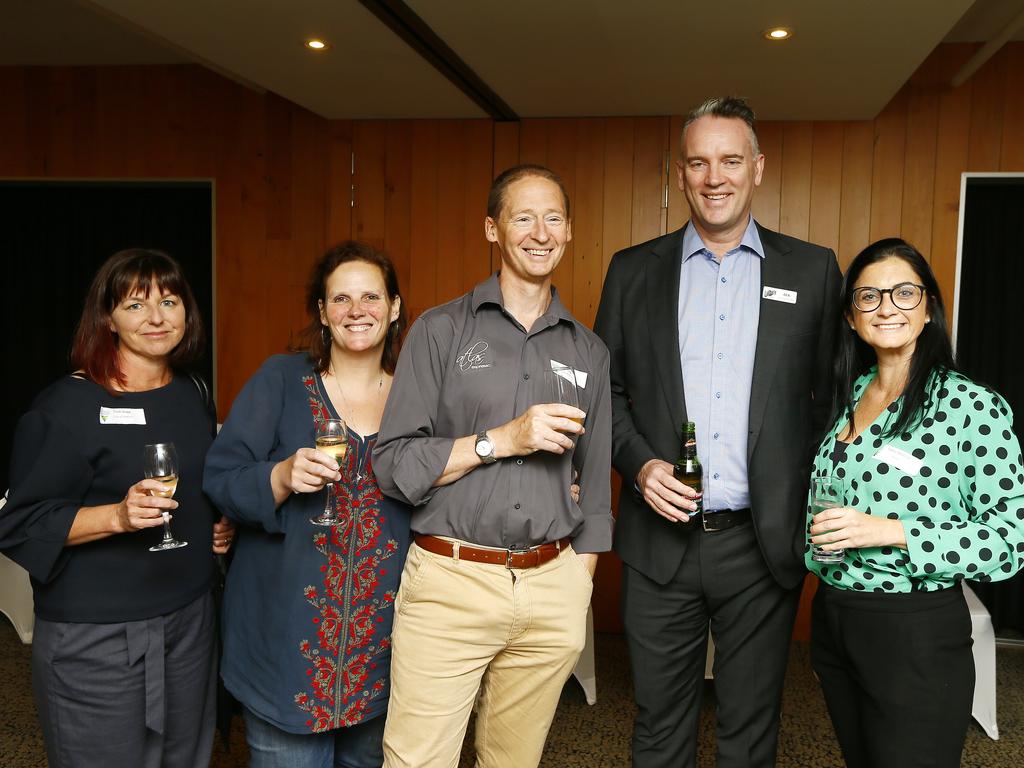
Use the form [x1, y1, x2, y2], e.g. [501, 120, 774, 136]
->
[672, 421, 703, 516]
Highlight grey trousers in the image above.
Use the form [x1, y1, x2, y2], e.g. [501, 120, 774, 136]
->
[32, 591, 217, 768]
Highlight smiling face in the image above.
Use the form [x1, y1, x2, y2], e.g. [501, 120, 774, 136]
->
[848, 257, 930, 359]
[485, 175, 572, 286]
[678, 115, 764, 247]
[318, 260, 401, 356]
[108, 280, 186, 366]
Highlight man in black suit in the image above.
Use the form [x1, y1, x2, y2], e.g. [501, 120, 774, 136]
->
[594, 97, 841, 767]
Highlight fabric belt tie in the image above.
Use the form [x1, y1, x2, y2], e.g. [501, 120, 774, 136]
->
[126, 616, 166, 735]
[681, 507, 752, 532]
[414, 534, 571, 569]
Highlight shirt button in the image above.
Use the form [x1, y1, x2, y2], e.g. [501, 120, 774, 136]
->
[713, 432, 720, 440]
[516, 458, 524, 465]
[719, 314, 725, 321]
[721, 277, 727, 283]
[514, 503, 521, 509]
[717, 352, 723, 360]
[713, 473, 720, 480]
[715, 392, 722, 399]
[523, 373, 530, 380]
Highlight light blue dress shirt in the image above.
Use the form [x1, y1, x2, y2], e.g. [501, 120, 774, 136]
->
[678, 217, 763, 511]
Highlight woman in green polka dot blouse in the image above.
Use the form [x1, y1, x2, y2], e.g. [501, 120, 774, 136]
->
[807, 238, 1024, 768]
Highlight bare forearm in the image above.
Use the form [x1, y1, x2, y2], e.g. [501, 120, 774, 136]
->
[433, 435, 482, 487]
[66, 504, 122, 546]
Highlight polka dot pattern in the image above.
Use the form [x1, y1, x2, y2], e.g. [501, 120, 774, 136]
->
[806, 369, 1024, 592]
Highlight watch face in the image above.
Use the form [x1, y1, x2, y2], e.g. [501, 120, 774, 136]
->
[476, 438, 493, 456]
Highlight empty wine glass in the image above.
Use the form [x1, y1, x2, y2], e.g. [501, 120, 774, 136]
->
[310, 418, 348, 526]
[143, 442, 188, 551]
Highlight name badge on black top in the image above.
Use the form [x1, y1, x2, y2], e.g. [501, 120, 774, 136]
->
[99, 407, 146, 425]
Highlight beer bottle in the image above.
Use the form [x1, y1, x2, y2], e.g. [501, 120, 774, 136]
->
[673, 421, 703, 516]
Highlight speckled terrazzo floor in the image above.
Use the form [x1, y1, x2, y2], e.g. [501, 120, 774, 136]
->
[1, 621, 1021, 767]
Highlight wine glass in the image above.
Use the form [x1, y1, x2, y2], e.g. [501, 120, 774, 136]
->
[310, 418, 348, 526]
[546, 364, 582, 431]
[143, 442, 188, 551]
[810, 476, 845, 563]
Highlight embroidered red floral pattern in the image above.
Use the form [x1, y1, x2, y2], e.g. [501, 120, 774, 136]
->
[294, 375, 399, 732]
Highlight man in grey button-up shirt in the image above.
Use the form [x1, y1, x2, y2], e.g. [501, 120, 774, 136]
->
[374, 164, 612, 768]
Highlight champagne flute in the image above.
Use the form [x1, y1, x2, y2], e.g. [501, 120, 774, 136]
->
[310, 418, 348, 526]
[143, 442, 188, 551]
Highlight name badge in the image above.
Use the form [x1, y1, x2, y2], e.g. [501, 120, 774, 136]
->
[550, 359, 587, 388]
[763, 286, 797, 304]
[99, 407, 147, 425]
[873, 444, 922, 476]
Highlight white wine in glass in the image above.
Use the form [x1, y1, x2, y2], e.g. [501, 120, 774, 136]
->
[143, 442, 188, 551]
[311, 418, 348, 526]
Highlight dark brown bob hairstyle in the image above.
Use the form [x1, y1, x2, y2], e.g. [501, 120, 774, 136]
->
[70, 248, 205, 392]
[298, 241, 407, 375]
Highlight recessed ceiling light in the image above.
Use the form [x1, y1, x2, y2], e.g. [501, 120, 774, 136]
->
[304, 38, 329, 51]
[763, 27, 793, 41]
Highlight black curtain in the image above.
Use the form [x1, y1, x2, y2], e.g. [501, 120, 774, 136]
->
[956, 179, 1024, 634]
[1, 182, 213, 492]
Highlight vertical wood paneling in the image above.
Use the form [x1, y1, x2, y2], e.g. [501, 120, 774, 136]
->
[384, 121, 413, 295]
[901, 83, 939, 256]
[666, 114, 689, 233]
[967, 50, 1005, 170]
[602, 118, 635, 273]
[572, 119, 606, 328]
[546, 119, 579, 308]
[752, 121, 784, 232]
[869, 90, 908, 241]
[460, 120, 494, 292]
[630, 117, 668, 243]
[408, 120, 439, 322]
[434, 121, 468, 305]
[779, 122, 813, 240]
[327, 121, 353, 244]
[1000, 45, 1024, 170]
[352, 121, 387, 251]
[492, 121, 520, 175]
[808, 122, 844, 255]
[838, 122, 874, 268]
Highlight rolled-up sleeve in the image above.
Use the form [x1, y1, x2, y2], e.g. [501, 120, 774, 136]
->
[1, 411, 84, 583]
[570, 343, 614, 553]
[203, 360, 286, 533]
[373, 316, 456, 506]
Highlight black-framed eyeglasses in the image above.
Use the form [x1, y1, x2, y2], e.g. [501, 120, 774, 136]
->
[851, 282, 926, 312]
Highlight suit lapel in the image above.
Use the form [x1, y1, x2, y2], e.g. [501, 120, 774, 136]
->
[645, 229, 687, 432]
[748, 225, 792, 461]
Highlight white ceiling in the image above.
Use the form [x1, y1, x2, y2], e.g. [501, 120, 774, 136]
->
[1, 0, 1021, 120]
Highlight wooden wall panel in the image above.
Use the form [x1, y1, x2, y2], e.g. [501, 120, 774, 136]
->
[752, 121, 784, 232]
[869, 90, 908, 242]
[808, 122, 844, 255]
[408, 120, 440, 322]
[779, 122, 814, 240]
[838, 122, 874, 269]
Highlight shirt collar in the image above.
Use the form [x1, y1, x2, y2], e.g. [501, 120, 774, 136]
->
[681, 216, 764, 263]
[471, 272, 577, 333]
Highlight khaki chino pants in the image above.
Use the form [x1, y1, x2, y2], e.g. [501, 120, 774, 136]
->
[382, 540, 594, 768]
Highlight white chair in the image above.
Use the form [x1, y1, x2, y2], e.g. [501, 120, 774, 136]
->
[963, 582, 998, 740]
[0, 493, 35, 644]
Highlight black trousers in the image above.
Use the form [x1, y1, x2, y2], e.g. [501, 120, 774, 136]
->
[622, 522, 801, 768]
[811, 583, 974, 768]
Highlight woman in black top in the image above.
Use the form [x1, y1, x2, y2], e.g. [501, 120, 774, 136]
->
[0, 249, 234, 768]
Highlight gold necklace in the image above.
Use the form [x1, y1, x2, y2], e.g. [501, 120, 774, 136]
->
[328, 365, 383, 429]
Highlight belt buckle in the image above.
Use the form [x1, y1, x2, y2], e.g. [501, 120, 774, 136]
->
[506, 546, 531, 568]
[701, 512, 722, 533]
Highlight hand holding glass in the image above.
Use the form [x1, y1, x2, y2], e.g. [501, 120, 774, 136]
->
[143, 442, 188, 551]
[310, 418, 348, 526]
[810, 476, 844, 564]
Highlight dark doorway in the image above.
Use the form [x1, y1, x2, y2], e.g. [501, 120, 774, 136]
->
[955, 174, 1024, 636]
[1, 181, 214, 492]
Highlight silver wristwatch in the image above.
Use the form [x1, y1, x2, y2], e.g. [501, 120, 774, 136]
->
[475, 430, 497, 464]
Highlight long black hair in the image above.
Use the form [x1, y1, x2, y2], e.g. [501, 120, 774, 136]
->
[831, 238, 956, 439]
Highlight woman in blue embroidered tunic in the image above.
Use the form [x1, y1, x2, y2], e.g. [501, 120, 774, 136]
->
[204, 241, 411, 767]
[807, 238, 1024, 768]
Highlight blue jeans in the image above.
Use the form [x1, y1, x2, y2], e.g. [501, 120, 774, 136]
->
[243, 707, 385, 768]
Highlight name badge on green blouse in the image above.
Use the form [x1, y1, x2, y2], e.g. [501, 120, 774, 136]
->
[873, 444, 922, 476]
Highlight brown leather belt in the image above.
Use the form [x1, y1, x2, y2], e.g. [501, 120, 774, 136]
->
[414, 534, 571, 569]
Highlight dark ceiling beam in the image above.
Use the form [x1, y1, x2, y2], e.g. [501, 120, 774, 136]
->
[356, 0, 519, 121]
